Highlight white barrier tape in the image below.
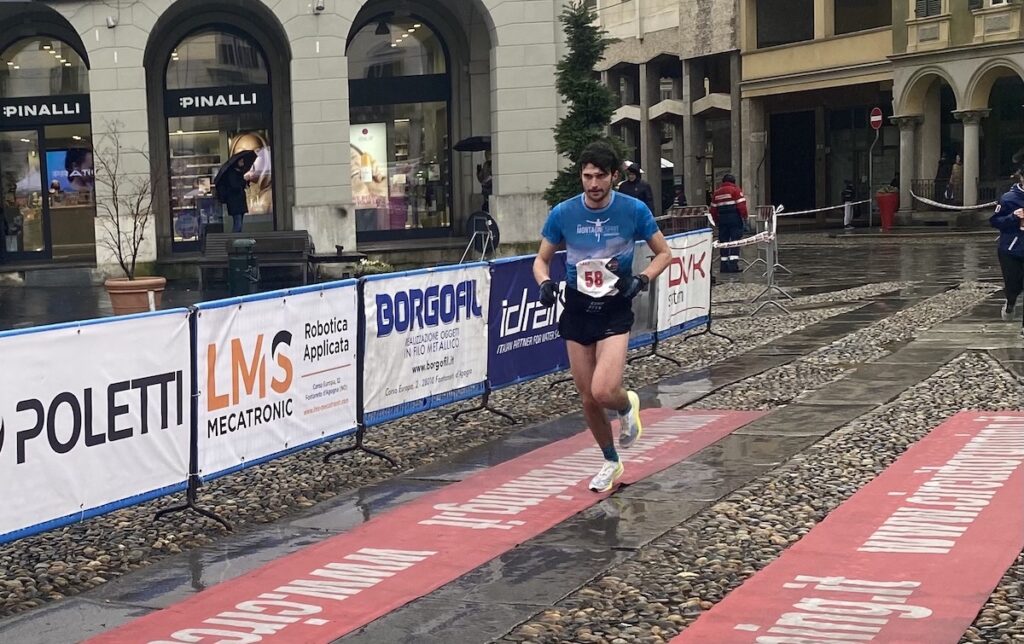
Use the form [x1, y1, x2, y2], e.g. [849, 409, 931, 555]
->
[910, 191, 997, 211]
[772, 200, 870, 217]
[655, 212, 717, 227]
[713, 231, 775, 249]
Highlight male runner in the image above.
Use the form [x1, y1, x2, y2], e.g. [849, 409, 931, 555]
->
[533, 141, 672, 492]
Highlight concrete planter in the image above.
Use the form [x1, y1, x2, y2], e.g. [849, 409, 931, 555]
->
[103, 276, 167, 316]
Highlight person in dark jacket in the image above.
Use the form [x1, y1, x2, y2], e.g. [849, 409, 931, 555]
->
[619, 164, 655, 214]
[709, 173, 748, 273]
[219, 157, 250, 233]
[990, 167, 1024, 336]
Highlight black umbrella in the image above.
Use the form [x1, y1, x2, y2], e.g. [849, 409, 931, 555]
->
[453, 135, 491, 152]
[213, 150, 257, 186]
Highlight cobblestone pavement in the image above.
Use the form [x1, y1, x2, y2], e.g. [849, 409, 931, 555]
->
[497, 297, 1022, 644]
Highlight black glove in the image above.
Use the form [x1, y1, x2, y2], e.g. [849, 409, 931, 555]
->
[538, 280, 559, 307]
[616, 274, 649, 299]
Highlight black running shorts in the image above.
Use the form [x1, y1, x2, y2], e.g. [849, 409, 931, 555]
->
[558, 287, 635, 346]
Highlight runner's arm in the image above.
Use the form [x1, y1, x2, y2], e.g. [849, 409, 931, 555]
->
[533, 238, 559, 284]
[642, 231, 672, 282]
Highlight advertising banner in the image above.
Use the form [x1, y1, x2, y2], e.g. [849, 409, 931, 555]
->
[196, 281, 359, 481]
[363, 264, 489, 426]
[0, 310, 192, 545]
[350, 123, 389, 210]
[487, 253, 568, 390]
[656, 229, 713, 340]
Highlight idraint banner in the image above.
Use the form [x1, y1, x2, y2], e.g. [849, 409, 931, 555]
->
[196, 281, 359, 480]
[656, 229, 713, 340]
[487, 253, 568, 390]
[363, 264, 490, 426]
[0, 310, 192, 545]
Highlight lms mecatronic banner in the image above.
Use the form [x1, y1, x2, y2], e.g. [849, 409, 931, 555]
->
[657, 229, 712, 339]
[363, 264, 490, 426]
[196, 282, 359, 480]
[0, 310, 192, 545]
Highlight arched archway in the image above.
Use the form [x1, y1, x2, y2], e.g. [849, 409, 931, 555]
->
[898, 70, 960, 192]
[346, 0, 494, 241]
[0, 4, 96, 265]
[143, 0, 292, 254]
[965, 61, 1024, 200]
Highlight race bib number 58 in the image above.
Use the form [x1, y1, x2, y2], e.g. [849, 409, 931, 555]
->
[576, 258, 619, 298]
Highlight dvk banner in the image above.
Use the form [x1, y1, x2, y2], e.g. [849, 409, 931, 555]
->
[363, 263, 489, 426]
[656, 229, 712, 340]
[196, 281, 359, 480]
[487, 253, 568, 390]
[0, 310, 192, 544]
[630, 239, 658, 349]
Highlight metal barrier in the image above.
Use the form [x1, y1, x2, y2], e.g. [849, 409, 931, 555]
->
[656, 206, 714, 235]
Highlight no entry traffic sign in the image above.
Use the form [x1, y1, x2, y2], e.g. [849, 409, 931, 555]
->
[870, 106, 884, 130]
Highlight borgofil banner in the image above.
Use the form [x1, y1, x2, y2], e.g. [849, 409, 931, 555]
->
[0, 310, 192, 545]
[196, 281, 359, 480]
[487, 253, 568, 390]
[656, 229, 713, 340]
[363, 264, 489, 426]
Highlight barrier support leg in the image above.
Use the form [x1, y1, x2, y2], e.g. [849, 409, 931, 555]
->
[452, 387, 517, 425]
[323, 425, 398, 468]
[684, 319, 734, 344]
[627, 335, 682, 367]
[154, 475, 232, 532]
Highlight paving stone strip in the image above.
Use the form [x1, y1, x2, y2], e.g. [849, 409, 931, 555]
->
[498, 352, 1022, 644]
[0, 282, 897, 618]
[702, 282, 999, 410]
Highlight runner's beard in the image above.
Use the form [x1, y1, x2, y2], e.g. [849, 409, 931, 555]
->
[585, 188, 608, 206]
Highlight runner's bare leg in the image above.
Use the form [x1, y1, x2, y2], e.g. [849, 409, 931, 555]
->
[567, 340, 614, 449]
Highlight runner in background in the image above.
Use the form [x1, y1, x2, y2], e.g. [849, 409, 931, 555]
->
[990, 164, 1024, 337]
[709, 173, 748, 273]
[533, 141, 672, 492]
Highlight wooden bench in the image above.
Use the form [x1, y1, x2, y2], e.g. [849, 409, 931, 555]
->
[199, 231, 312, 290]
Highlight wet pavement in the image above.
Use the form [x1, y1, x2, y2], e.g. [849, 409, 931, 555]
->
[0, 233, 1019, 643]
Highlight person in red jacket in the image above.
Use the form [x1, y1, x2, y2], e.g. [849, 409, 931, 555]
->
[709, 173, 748, 273]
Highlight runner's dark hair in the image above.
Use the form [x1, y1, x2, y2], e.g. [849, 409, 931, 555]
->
[578, 140, 621, 175]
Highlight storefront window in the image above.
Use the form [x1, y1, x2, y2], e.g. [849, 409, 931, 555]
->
[165, 29, 273, 250]
[349, 17, 451, 240]
[0, 37, 88, 98]
[0, 37, 93, 263]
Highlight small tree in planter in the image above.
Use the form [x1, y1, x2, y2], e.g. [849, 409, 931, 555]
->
[92, 119, 166, 315]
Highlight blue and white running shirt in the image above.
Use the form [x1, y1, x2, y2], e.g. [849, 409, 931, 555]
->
[541, 192, 659, 296]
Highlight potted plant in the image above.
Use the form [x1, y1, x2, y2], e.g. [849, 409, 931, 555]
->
[352, 258, 394, 278]
[875, 184, 899, 232]
[93, 120, 166, 315]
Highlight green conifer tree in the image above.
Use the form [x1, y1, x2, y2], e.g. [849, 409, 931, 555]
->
[543, 0, 625, 207]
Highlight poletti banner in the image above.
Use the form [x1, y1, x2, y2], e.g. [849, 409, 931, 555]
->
[0, 310, 192, 544]
[196, 281, 359, 480]
[363, 264, 490, 426]
[487, 253, 569, 390]
[657, 229, 713, 340]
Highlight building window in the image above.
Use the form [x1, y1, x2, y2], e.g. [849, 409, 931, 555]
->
[757, 0, 814, 48]
[348, 16, 452, 241]
[836, 0, 891, 34]
[164, 29, 274, 249]
[915, 0, 943, 18]
[0, 37, 94, 263]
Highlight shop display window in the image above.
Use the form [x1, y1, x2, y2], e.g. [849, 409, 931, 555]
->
[165, 29, 274, 250]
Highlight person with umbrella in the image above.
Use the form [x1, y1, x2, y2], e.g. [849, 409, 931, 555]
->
[215, 150, 256, 232]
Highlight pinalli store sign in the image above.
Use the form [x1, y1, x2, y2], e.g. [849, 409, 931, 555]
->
[0, 95, 90, 126]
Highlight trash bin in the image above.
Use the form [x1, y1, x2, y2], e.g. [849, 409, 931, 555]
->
[228, 238, 258, 296]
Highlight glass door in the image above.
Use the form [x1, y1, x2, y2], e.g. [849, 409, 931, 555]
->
[0, 130, 50, 261]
